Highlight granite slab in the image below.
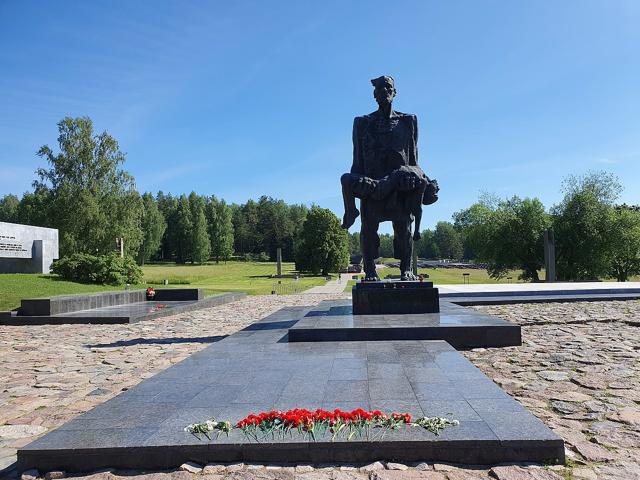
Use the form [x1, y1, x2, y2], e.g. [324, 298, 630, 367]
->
[353, 280, 440, 315]
[1, 293, 245, 325]
[289, 300, 521, 349]
[18, 304, 562, 472]
[446, 292, 640, 305]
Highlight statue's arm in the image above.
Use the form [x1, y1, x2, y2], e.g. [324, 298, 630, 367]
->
[350, 117, 364, 175]
[409, 114, 418, 166]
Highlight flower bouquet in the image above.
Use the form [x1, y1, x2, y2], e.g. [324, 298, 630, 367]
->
[185, 408, 458, 443]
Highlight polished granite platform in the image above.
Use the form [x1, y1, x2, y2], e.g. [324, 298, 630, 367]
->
[18, 304, 563, 472]
[0, 292, 246, 325]
[444, 292, 640, 305]
[289, 299, 521, 349]
[353, 280, 440, 315]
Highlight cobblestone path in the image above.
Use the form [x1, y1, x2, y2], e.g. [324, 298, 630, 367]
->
[2, 298, 639, 480]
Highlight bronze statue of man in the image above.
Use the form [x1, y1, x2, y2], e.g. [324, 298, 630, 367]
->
[341, 75, 438, 281]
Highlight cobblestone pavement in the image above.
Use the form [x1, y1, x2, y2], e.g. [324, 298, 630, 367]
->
[2, 298, 640, 480]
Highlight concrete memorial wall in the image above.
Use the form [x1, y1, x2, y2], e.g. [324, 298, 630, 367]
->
[0, 222, 59, 274]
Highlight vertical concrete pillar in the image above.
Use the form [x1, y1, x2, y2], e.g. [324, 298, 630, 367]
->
[32, 240, 44, 273]
[276, 247, 282, 277]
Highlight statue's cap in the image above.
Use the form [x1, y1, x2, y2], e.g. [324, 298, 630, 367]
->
[371, 75, 395, 88]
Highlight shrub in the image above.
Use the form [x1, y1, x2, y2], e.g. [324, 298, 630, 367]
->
[295, 206, 349, 276]
[52, 253, 143, 285]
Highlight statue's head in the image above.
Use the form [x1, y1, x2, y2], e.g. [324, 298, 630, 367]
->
[371, 75, 396, 107]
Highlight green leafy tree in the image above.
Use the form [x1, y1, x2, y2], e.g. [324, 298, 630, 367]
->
[453, 200, 495, 260]
[138, 193, 166, 265]
[379, 234, 394, 258]
[552, 171, 621, 280]
[33, 116, 143, 257]
[174, 195, 193, 263]
[348, 232, 361, 256]
[608, 206, 640, 282]
[232, 199, 260, 256]
[230, 198, 307, 261]
[207, 197, 234, 263]
[287, 203, 309, 259]
[434, 221, 463, 260]
[189, 193, 210, 264]
[0, 194, 20, 222]
[455, 196, 549, 280]
[415, 228, 439, 259]
[191, 209, 210, 264]
[295, 207, 349, 275]
[156, 192, 178, 261]
[13, 190, 51, 227]
[256, 196, 294, 261]
[490, 197, 549, 281]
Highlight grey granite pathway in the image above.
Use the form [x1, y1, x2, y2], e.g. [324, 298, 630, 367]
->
[303, 274, 359, 294]
[438, 281, 640, 294]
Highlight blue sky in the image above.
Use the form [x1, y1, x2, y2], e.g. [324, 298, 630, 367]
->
[1, 0, 639, 233]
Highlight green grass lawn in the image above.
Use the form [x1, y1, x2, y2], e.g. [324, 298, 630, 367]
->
[0, 261, 326, 311]
[344, 267, 539, 292]
[142, 261, 326, 296]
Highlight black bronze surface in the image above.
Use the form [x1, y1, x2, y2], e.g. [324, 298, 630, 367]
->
[341, 76, 439, 281]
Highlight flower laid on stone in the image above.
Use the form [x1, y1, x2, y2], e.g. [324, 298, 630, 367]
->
[413, 415, 460, 435]
[184, 418, 232, 439]
[186, 408, 458, 442]
[150, 303, 167, 312]
[237, 408, 405, 441]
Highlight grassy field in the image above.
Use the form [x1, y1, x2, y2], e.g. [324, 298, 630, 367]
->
[0, 261, 326, 311]
[344, 267, 539, 292]
[142, 262, 326, 296]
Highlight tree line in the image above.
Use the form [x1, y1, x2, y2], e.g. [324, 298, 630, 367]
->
[348, 221, 464, 261]
[0, 117, 341, 270]
[454, 172, 640, 282]
[347, 171, 640, 282]
[1, 117, 637, 282]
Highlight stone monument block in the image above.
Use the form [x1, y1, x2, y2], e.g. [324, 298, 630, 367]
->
[352, 280, 440, 315]
[0, 222, 59, 274]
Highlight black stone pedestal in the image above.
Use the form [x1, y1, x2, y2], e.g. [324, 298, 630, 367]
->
[353, 280, 440, 315]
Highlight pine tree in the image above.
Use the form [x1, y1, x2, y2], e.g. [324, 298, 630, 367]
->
[191, 208, 211, 264]
[138, 193, 166, 265]
[207, 197, 234, 263]
[175, 195, 192, 263]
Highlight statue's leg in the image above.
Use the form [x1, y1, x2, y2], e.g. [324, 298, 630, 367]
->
[393, 219, 414, 280]
[340, 173, 360, 229]
[361, 218, 380, 280]
[411, 178, 428, 241]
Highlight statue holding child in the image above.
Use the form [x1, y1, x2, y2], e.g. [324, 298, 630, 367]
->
[340, 75, 439, 281]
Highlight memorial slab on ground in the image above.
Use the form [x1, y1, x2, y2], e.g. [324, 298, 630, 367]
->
[289, 299, 521, 349]
[17, 304, 563, 472]
[0, 290, 245, 325]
